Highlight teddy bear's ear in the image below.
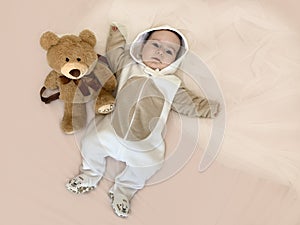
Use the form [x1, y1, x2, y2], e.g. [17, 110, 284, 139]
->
[40, 31, 59, 51]
[79, 29, 96, 47]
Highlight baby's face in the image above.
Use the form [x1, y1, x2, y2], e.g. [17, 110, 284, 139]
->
[141, 30, 181, 70]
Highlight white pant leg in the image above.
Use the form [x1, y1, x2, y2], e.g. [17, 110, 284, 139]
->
[80, 117, 108, 178]
[110, 163, 163, 200]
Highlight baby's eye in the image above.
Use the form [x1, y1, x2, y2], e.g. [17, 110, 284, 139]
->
[152, 42, 159, 48]
[166, 50, 173, 55]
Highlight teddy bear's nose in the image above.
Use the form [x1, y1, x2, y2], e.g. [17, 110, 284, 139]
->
[69, 69, 81, 77]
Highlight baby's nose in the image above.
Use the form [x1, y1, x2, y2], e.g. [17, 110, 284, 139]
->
[156, 48, 163, 55]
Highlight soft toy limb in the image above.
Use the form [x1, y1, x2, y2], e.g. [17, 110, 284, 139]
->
[102, 74, 117, 91]
[95, 89, 115, 114]
[93, 62, 117, 91]
[61, 102, 87, 134]
[44, 70, 60, 90]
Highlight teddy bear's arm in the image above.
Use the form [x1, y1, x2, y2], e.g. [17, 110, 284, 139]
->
[171, 84, 220, 118]
[44, 70, 60, 90]
[93, 62, 117, 92]
[106, 23, 128, 76]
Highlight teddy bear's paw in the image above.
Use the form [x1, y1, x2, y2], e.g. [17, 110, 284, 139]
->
[98, 103, 115, 114]
[61, 123, 76, 135]
[61, 115, 86, 134]
[63, 129, 76, 135]
[61, 121, 80, 135]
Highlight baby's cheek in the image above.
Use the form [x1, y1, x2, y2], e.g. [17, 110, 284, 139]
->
[162, 59, 173, 66]
[167, 55, 177, 63]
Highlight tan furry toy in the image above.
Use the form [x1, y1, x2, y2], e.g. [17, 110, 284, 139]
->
[40, 29, 117, 134]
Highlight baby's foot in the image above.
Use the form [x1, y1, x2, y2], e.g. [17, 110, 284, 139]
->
[109, 191, 130, 218]
[66, 174, 100, 194]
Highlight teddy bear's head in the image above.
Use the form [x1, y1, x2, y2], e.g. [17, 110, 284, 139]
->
[40, 30, 98, 80]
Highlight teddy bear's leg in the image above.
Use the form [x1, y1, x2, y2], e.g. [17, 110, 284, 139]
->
[95, 89, 115, 114]
[61, 102, 87, 134]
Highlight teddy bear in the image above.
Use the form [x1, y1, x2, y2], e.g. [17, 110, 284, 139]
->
[40, 29, 117, 134]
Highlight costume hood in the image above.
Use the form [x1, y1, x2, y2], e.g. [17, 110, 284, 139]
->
[130, 25, 189, 75]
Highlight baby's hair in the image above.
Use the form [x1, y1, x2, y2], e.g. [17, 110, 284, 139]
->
[144, 29, 183, 47]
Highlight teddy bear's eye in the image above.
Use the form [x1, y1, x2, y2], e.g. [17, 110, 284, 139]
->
[66, 58, 70, 62]
[77, 58, 81, 62]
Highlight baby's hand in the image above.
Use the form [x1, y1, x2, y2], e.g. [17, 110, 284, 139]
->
[209, 100, 221, 118]
[111, 25, 118, 32]
[110, 23, 127, 38]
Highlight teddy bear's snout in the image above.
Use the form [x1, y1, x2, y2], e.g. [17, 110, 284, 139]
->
[69, 69, 81, 77]
[61, 62, 88, 79]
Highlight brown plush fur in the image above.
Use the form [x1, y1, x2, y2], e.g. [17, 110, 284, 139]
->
[40, 29, 117, 134]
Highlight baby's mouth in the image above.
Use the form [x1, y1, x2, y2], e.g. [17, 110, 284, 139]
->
[151, 57, 162, 63]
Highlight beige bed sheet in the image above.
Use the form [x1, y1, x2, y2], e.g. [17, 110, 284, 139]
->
[1, 0, 300, 224]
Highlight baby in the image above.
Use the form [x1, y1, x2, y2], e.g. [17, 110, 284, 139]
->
[66, 23, 219, 217]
